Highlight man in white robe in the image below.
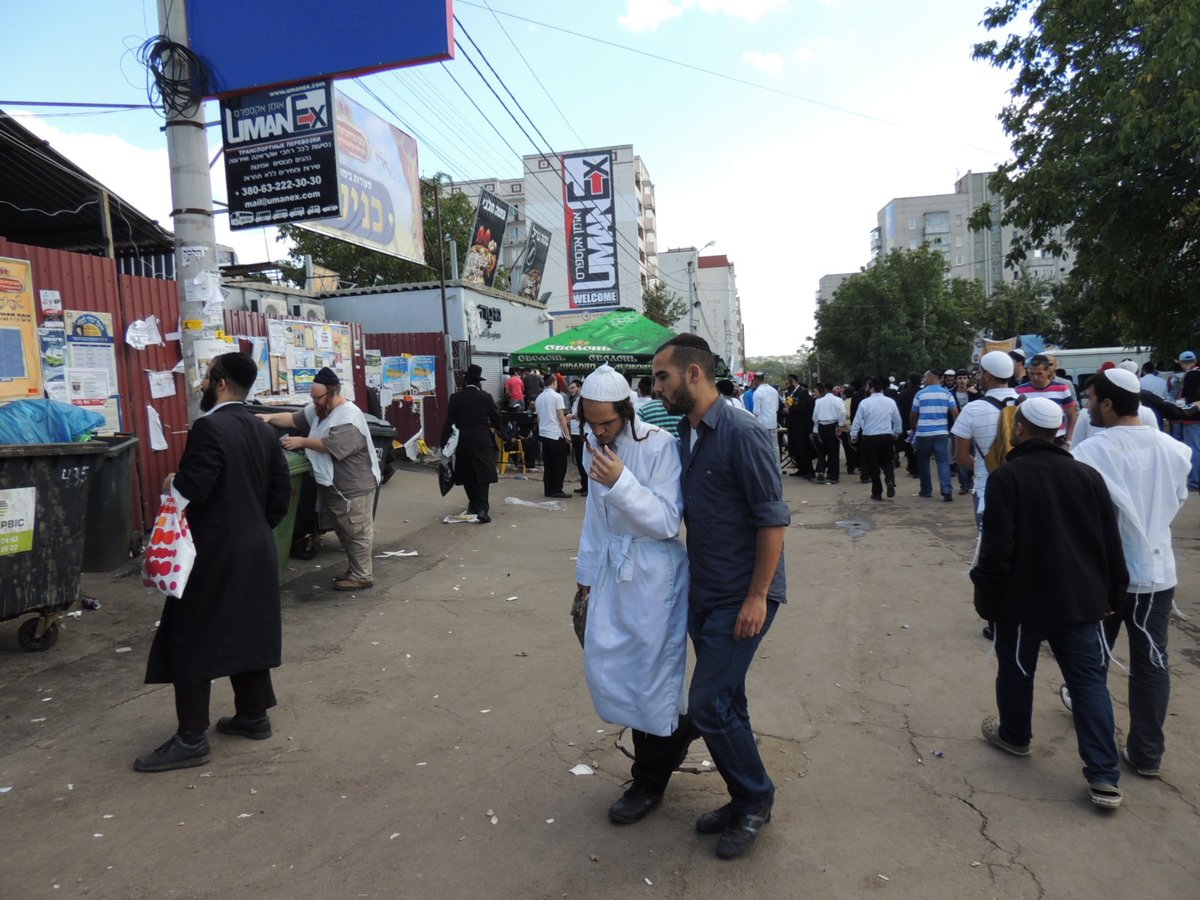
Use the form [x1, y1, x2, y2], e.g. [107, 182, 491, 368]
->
[574, 364, 691, 825]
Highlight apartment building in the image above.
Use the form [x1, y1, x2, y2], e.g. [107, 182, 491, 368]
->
[657, 249, 745, 368]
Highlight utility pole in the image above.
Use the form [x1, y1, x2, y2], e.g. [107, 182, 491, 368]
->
[687, 259, 696, 333]
[157, 0, 219, 424]
[432, 175, 456, 383]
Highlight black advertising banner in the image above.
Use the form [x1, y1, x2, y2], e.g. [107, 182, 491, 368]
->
[221, 79, 341, 229]
[516, 221, 552, 301]
[562, 151, 620, 309]
[462, 189, 512, 287]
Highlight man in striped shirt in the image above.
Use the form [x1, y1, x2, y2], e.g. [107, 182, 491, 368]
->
[637, 394, 683, 438]
[1016, 354, 1077, 443]
[910, 369, 959, 501]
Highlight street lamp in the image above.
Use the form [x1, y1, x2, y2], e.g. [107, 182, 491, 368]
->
[804, 335, 821, 384]
[687, 240, 717, 334]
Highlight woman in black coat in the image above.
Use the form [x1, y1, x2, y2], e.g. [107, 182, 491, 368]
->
[442, 364, 502, 522]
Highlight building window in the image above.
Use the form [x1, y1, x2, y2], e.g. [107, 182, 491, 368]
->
[538, 159, 549, 169]
[955, 214, 963, 225]
[510, 184, 522, 193]
[955, 254, 965, 266]
[908, 239, 920, 250]
[908, 217, 917, 230]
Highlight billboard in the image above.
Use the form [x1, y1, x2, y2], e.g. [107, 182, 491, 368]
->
[462, 189, 512, 288]
[188, 0, 453, 98]
[0, 256, 43, 401]
[298, 91, 425, 265]
[563, 151, 620, 309]
[221, 80, 340, 229]
[517, 221, 552, 302]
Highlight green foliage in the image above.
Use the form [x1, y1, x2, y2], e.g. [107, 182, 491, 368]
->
[641, 281, 689, 328]
[277, 176, 476, 288]
[815, 248, 984, 379]
[974, 0, 1200, 354]
[743, 355, 806, 384]
[975, 267, 1058, 339]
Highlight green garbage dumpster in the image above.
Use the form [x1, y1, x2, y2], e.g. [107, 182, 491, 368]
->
[273, 450, 312, 583]
[82, 433, 140, 572]
[0, 442, 108, 650]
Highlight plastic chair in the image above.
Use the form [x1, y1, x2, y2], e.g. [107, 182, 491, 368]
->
[495, 429, 526, 475]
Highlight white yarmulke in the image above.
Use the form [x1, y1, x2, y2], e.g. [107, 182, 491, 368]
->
[980, 350, 1015, 379]
[1104, 367, 1141, 394]
[1116, 359, 1139, 374]
[1021, 396, 1063, 430]
[581, 364, 632, 402]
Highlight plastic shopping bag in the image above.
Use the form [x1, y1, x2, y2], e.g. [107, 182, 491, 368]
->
[143, 487, 196, 598]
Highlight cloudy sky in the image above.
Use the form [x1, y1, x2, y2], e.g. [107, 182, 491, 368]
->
[2, 0, 1023, 355]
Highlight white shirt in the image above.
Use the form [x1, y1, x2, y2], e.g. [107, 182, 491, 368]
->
[568, 393, 582, 437]
[950, 387, 1019, 511]
[752, 384, 780, 431]
[1073, 425, 1191, 592]
[812, 393, 846, 430]
[1140, 372, 1168, 399]
[535, 390, 566, 440]
[850, 392, 902, 439]
[633, 395, 653, 410]
[1070, 403, 1158, 445]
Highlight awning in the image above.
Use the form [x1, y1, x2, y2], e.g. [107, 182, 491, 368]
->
[508, 309, 676, 377]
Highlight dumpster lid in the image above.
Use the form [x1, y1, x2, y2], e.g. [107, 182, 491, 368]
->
[0, 442, 109, 459]
[284, 449, 312, 475]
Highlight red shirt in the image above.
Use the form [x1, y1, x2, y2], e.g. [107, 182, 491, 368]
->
[505, 375, 524, 401]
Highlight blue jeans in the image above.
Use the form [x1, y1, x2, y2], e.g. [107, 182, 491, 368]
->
[688, 600, 779, 812]
[915, 434, 952, 497]
[1104, 590, 1173, 768]
[954, 437, 974, 490]
[994, 620, 1119, 785]
[1181, 424, 1200, 490]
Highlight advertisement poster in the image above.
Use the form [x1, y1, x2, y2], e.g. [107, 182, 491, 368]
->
[364, 349, 382, 388]
[221, 79, 341, 229]
[281, 320, 353, 400]
[0, 487, 36, 556]
[62, 309, 119, 432]
[39, 289, 63, 323]
[562, 151, 620, 309]
[517, 221, 552, 301]
[292, 368, 317, 393]
[381, 355, 411, 393]
[298, 91, 424, 264]
[462, 189, 512, 287]
[410, 355, 437, 393]
[38, 326, 67, 400]
[0, 256, 44, 401]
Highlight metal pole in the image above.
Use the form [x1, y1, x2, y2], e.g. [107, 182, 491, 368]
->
[687, 259, 696, 333]
[157, 0, 218, 424]
[433, 179, 454, 383]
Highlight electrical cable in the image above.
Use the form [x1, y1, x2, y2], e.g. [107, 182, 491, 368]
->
[137, 35, 209, 117]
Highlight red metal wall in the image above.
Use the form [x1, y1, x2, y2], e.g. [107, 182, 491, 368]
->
[371, 333, 448, 446]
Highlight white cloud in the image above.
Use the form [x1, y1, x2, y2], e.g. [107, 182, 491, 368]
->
[742, 50, 785, 74]
[620, 0, 788, 32]
[792, 45, 814, 61]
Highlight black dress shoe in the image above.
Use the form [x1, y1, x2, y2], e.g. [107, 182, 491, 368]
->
[870, 494, 883, 501]
[476, 512, 491, 524]
[607, 783, 663, 824]
[886, 484, 895, 498]
[696, 802, 734, 834]
[982, 624, 995, 641]
[547, 492, 571, 499]
[715, 796, 774, 859]
[216, 714, 272, 740]
[134, 734, 211, 772]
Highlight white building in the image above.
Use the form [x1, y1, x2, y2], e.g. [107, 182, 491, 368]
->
[657, 249, 744, 368]
[816, 272, 855, 308]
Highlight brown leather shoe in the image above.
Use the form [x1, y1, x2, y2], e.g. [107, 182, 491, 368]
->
[333, 577, 373, 592]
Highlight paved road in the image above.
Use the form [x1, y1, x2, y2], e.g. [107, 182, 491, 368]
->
[2, 463, 1197, 898]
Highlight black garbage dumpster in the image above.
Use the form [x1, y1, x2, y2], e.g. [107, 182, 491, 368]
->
[81, 433, 140, 572]
[0, 442, 108, 650]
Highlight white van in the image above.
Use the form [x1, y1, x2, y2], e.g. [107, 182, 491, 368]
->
[1043, 347, 1151, 387]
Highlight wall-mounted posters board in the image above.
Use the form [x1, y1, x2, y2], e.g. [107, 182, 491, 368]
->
[63, 309, 120, 433]
[276, 319, 355, 400]
[0, 256, 44, 401]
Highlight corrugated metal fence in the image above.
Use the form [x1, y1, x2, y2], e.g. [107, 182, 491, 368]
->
[370, 333, 448, 447]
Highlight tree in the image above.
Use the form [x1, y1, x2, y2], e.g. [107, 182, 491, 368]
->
[974, 0, 1200, 353]
[277, 176, 476, 288]
[974, 267, 1058, 339]
[815, 248, 983, 379]
[641, 281, 688, 328]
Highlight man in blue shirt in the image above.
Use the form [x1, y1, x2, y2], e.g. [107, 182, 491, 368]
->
[910, 368, 960, 501]
[625, 334, 789, 859]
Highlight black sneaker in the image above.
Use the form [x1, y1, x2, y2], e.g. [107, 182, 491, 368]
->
[134, 734, 211, 772]
[216, 714, 272, 740]
[715, 795, 774, 859]
[607, 783, 663, 825]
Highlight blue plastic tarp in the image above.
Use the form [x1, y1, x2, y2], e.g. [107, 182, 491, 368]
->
[0, 400, 107, 445]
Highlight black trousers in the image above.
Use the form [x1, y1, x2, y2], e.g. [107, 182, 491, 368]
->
[174, 669, 276, 738]
[896, 434, 916, 475]
[464, 481, 490, 515]
[816, 424, 840, 481]
[571, 434, 588, 493]
[858, 433, 896, 497]
[540, 436, 568, 495]
[630, 715, 699, 794]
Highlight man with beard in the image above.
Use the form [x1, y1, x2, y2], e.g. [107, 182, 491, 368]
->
[572, 365, 690, 828]
[441, 364, 502, 521]
[258, 368, 380, 591]
[785, 374, 816, 479]
[136, 353, 291, 771]
[642, 334, 789, 859]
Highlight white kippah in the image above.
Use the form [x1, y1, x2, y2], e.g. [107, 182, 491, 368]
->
[1104, 367, 1141, 394]
[1020, 396, 1063, 430]
[1116, 359, 1139, 374]
[980, 350, 1015, 379]
[581, 363, 632, 402]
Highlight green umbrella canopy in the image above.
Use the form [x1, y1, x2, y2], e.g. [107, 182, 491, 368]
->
[509, 309, 678, 377]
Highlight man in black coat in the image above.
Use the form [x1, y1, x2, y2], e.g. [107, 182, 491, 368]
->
[136, 353, 291, 772]
[442, 364, 502, 522]
[970, 396, 1128, 809]
[785, 375, 816, 479]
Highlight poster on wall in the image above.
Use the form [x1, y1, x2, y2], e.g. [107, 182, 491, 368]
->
[517, 221, 552, 301]
[462, 189, 512, 287]
[277, 319, 354, 401]
[38, 326, 67, 401]
[63, 309, 119, 432]
[411, 355, 437, 393]
[0, 257, 44, 401]
[381, 356, 411, 393]
[562, 151, 620, 309]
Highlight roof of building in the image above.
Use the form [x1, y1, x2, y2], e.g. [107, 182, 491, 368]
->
[0, 110, 174, 258]
[698, 255, 731, 269]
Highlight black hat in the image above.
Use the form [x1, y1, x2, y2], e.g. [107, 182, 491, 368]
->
[465, 364, 485, 383]
[313, 367, 340, 387]
[213, 352, 258, 391]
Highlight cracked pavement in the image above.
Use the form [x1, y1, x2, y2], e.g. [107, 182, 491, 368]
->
[1, 464, 1197, 898]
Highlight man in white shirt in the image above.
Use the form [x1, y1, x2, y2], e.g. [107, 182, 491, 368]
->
[751, 373, 780, 433]
[952, 351, 1019, 527]
[812, 382, 847, 484]
[849, 376, 902, 500]
[1072, 367, 1191, 778]
[535, 374, 571, 498]
[1139, 361, 1168, 400]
